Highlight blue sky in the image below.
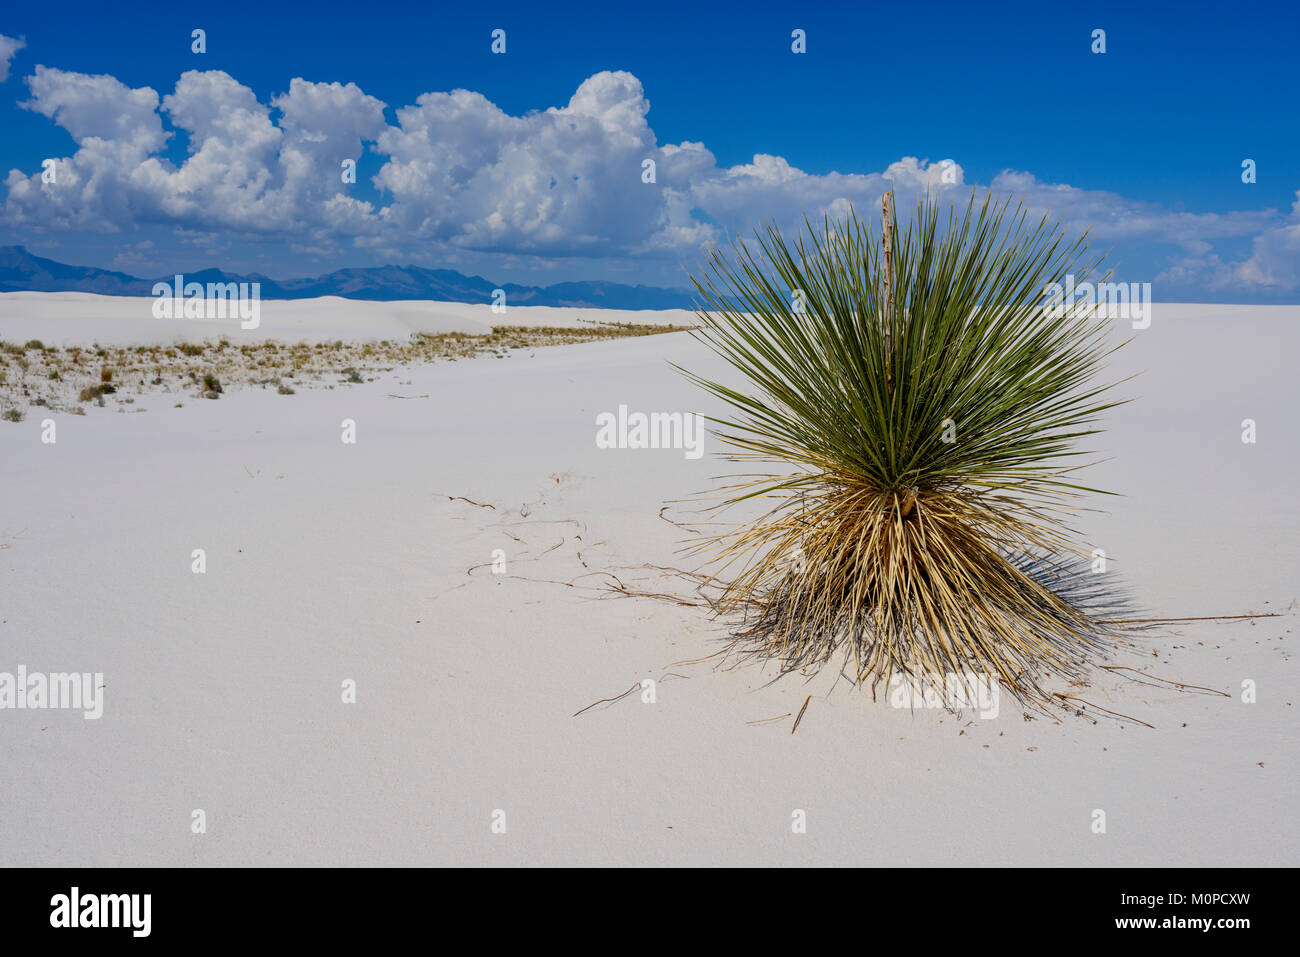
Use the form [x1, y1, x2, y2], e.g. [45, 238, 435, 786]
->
[1, 0, 1297, 300]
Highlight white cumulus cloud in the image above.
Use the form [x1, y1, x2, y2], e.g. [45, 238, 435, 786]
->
[1230, 190, 1300, 290]
[0, 34, 24, 82]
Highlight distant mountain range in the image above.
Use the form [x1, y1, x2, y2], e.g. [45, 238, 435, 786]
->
[0, 246, 698, 311]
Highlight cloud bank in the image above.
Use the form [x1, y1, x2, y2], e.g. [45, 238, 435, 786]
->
[2, 63, 1293, 292]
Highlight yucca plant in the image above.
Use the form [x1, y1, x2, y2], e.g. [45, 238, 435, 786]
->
[682, 192, 1131, 709]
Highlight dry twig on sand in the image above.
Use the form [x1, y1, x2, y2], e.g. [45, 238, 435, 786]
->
[446, 495, 495, 510]
[573, 681, 642, 717]
[1052, 693, 1155, 728]
[1099, 666, 1229, 696]
[791, 695, 812, 734]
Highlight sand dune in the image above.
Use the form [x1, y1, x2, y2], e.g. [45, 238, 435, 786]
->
[0, 302, 1295, 865]
[0, 291, 695, 346]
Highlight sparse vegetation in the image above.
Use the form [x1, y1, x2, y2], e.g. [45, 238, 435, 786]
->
[1, 322, 691, 413]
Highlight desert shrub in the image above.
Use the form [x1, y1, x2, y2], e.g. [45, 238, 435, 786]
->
[684, 192, 1130, 709]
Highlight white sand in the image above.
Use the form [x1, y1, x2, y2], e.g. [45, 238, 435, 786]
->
[0, 291, 695, 346]
[0, 298, 1295, 866]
